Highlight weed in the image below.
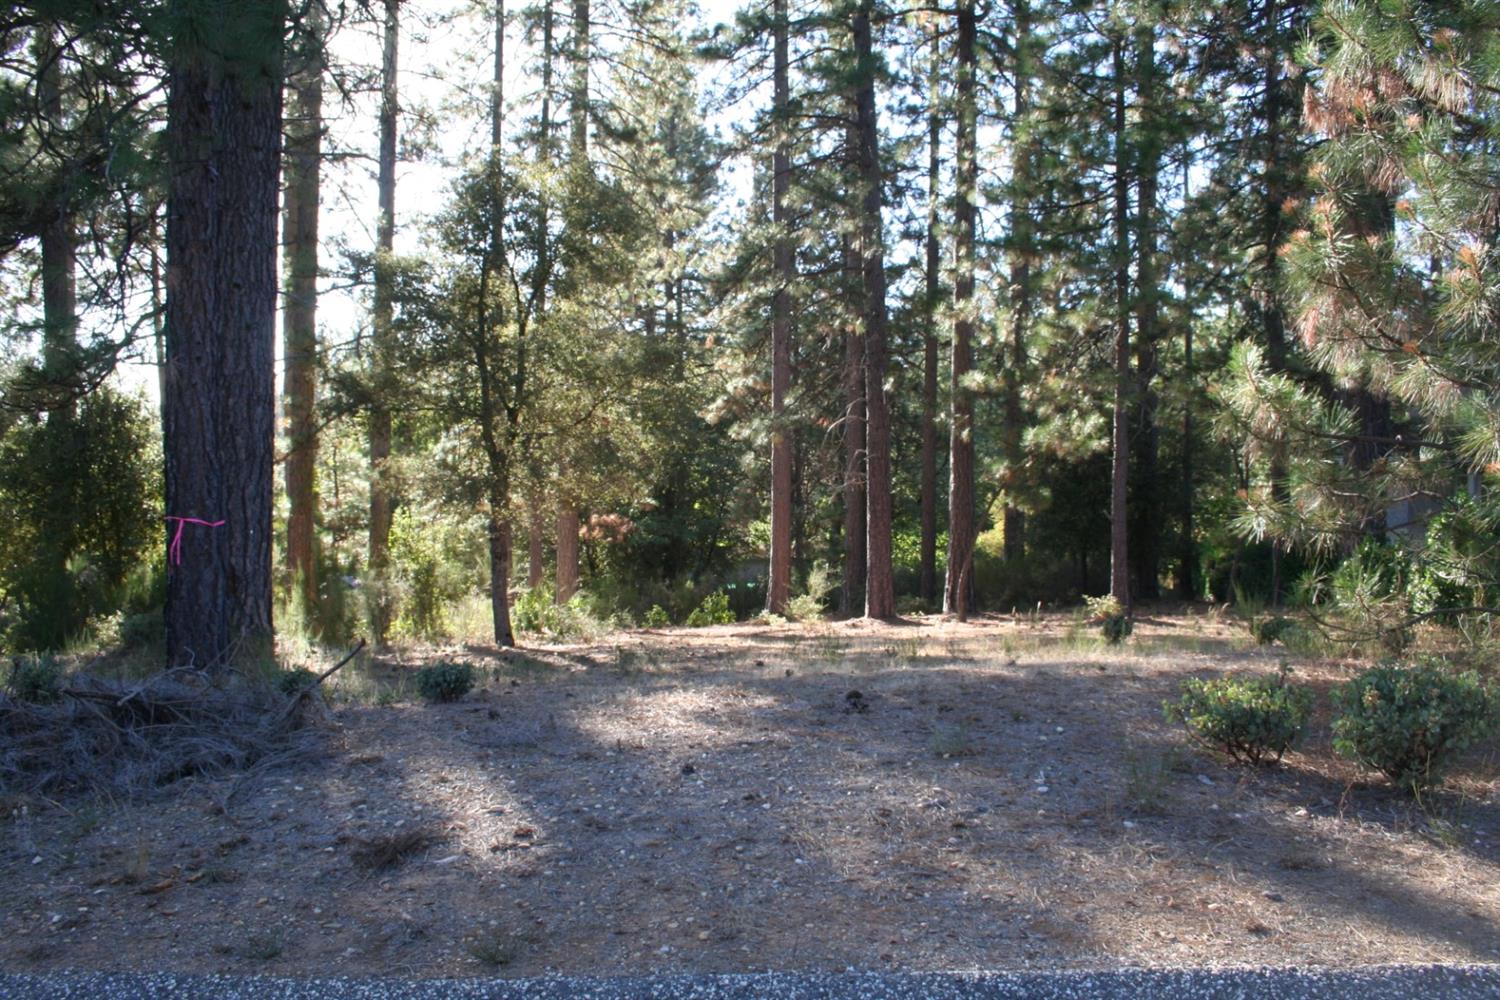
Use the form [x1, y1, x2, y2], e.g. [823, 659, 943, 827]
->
[351, 826, 439, 870]
[1121, 745, 1179, 814]
[467, 924, 533, 967]
[238, 929, 285, 960]
[929, 722, 972, 757]
[415, 661, 476, 703]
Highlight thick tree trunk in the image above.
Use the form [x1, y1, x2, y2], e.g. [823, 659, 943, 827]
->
[1002, 0, 1035, 565]
[1130, 22, 1161, 603]
[163, 0, 284, 668]
[852, 0, 894, 620]
[766, 0, 793, 614]
[282, 3, 324, 615]
[919, 20, 941, 607]
[840, 238, 866, 619]
[367, 0, 399, 646]
[556, 508, 580, 602]
[488, 508, 515, 646]
[36, 28, 76, 395]
[1109, 37, 1132, 614]
[943, 0, 977, 621]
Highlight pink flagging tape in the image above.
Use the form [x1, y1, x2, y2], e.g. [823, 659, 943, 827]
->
[165, 516, 226, 566]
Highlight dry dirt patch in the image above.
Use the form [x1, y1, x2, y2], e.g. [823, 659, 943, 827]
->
[2, 614, 1497, 977]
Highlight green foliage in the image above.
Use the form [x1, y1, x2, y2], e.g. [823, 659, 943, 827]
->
[414, 661, 476, 703]
[511, 587, 618, 641]
[276, 667, 320, 696]
[785, 561, 834, 622]
[1251, 616, 1297, 645]
[1084, 594, 1123, 621]
[1331, 662, 1498, 793]
[684, 590, 734, 627]
[6, 654, 63, 704]
[1166, 667, 1312, 765]
[389, 506, 479, 643]
[1100, 614, 1132, 644]
[0, 388, 158, 651]
[643, 604, 671, 628]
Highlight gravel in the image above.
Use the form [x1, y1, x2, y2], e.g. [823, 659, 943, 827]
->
[3, 966, 1500, 1000]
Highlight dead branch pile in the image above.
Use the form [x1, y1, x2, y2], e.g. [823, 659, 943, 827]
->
[0, 642, 362, 800]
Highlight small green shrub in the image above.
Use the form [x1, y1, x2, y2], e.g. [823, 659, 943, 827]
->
[1331, 661, 1498, 793]
[118, 610, 164, 650]
[1084, 594, 1123, 621]
[414, 661, 476, 703]
[643, 604, 671, 628]
[685, 590, 734, 627]
[277, 667, 320, 696]
[1251, 616, 1297, 645]
[7, 654, 63, 704]
[1166, 667, 1312, 765]
[1101, 614, 1132, 644]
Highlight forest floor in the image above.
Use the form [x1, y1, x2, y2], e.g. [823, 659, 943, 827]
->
[2, 611, 1498, 978]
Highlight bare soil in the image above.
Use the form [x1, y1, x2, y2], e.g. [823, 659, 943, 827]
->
[3, 613, 1498, 977]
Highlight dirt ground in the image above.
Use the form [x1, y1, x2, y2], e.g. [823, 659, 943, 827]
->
[2, 613, 1498, 977]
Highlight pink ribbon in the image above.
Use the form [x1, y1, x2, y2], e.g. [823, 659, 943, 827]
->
[165, 516, 226, 566]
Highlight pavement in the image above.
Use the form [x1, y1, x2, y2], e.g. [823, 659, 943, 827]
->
[2, 966, 1500, 999]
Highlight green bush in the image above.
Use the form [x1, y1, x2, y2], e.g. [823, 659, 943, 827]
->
[1251, 616, 1297, 645]
[6, 654, 63, 704]
[643, 604, 671, 628]
[1331, 662, 1498, 792]
[684, 590, 734, 627]
[1101, 614, 1132, 644]
[1166, 668, 1312, 765]
[414, 661, 476, 703]
[277, 667, 320, 696]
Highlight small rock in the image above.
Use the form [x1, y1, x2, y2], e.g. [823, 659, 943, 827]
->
[1197, 774, 1215, 786]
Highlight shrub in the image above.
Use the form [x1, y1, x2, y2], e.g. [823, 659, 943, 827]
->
[6, 654, 63, 704]
[1251, 616, 1297, 645]
[277, 667, 320, 697]
[118, 610, 164, 650]
[1084, 594, 1123, 621]
[643, 604, 671, 628]
[1165, 667, 1312, 765]
[1331, 661, 1498, 792]
[1101, 614, 1132, 644]
[685, 590, 734, 627]
[414, 661, 476, 703]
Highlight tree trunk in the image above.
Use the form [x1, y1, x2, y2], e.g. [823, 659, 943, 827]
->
[1002, 0, 1034, 567]
[556, 508, 580, 602]
[852, 0, 894, 620]
[36, 28, 76, 396]
[1130, 20, 1161, 603]
[162, 0, 284, 668]
[840, 234, 866, 619]
[943, 0, 977, 621]
[1109, 36, 1132, 614]
[367, 0, 399, 646]
[488, 508, 515, 646]
[765, 0, 793, 614]
[282, 2, 324, 615]
[919, 19, 941, 606]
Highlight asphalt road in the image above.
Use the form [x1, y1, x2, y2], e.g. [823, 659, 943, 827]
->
[3, 966, 1499, 999]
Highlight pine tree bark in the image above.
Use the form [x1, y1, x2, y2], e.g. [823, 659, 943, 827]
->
[282, 2, 324, 615]
[367, 0, 399, 646]
[553, 0, 588, 604]
[943, 0, 977, 620]
[35, 28, 76, 396]
[852, 0, 894, 620]
[840, 234, 866, 619]
[1130, 20, 1161, 603]
[162, 0, 285, 668]
[1109, 36, 1132, 614]
[765, 0, 793, 614]
[919, 20, 941, 606]
[556, 508, 580, 602]
[1001, 0, 1034, 565]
